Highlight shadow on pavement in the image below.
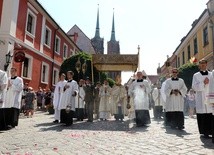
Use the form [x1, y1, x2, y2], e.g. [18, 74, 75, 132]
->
[35, 119, 150, 133]
[164, 127, 192, 138]
[200, 137, 214, 149]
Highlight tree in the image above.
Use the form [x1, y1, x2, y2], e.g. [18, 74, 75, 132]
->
[178, 63, 199, 90]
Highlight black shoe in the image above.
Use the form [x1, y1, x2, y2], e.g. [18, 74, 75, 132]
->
[202, 134, 210, 138]
[53, 120, 59, 123]
[87, 120, 93, 122]
[178, 126, 184, 130]
[65, 123, 72, 126]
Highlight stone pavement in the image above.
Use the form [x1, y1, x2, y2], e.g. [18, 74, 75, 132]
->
[0, 111, 213, 155]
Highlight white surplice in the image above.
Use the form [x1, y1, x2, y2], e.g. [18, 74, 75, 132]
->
[206, 70, 214, 115]
[128, 79, 151, 110]
[53, 80, 67, 120]
[192, 71, 213, 114]
[160, 81, 167, 109]
[152, 88, 164, 106]
[53, 80, 67, 110]
[59, 80, 78, 111]
[0, 70, 8, 108]
[164, 78, 187, 112]
[75, 86, 85, 109]
[5, 76, 23, 109]
[111, 84, 127, 115]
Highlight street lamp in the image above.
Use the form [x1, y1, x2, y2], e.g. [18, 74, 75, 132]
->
[75, 57, 81, 73]
[4, 51, 13, 71]
[75, 57, 82, 82]
[75, 57, 88, 82]
[157, 63, 161, 75]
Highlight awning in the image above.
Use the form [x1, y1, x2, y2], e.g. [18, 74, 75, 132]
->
[92, 54, 138, 72]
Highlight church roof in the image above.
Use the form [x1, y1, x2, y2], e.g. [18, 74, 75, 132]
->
[67, 25, 95, 54]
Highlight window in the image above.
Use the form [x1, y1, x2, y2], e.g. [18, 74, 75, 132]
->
[44, 26, 51, 47]
[26, 10, 36, 36]
[63, 44, 68, 59]
[52, 69, 59, 85]
[177, 57, 180, 67]
[182, 51, 185, 64]
[54, 36, 60, 54]
[23, 58, 29, 77]
[22, 55, 33, 79]
[41, 62, 49, 83]
[194, 37, 198, 54]
[203, 26, 208, 46]
[187, 45, 191, 60]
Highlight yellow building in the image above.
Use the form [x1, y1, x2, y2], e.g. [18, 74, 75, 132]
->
[161, 0, 214, 74]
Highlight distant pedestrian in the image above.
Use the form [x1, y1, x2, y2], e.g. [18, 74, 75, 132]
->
[186, 89, 196, 118]
[25, 87, 36, 117]
[36, 87, 43, 109]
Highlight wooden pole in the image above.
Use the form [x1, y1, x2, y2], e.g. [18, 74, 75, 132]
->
[91, 55, 94, 85]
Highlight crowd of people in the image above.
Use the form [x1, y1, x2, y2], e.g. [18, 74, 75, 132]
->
[0, 58, 214, 144]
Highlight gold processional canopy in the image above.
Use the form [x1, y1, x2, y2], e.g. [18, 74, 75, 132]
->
[92, 54, 139, 72]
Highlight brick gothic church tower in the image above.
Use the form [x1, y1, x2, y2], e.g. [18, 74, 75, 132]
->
[107, 10, 121, 80]
[91, 6, 104, 54]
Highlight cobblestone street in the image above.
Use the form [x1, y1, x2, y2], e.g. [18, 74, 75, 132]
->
[0, 111, 213, 155]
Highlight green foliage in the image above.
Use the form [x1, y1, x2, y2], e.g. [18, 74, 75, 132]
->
[106, 77, 115, 87]
[60, 52, 114, 84]
[178, 63, 199, 90]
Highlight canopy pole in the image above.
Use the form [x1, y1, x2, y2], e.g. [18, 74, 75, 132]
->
[91, 56, 94, 84]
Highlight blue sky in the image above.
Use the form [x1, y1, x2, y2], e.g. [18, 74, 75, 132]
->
[38, 0, 207, 82]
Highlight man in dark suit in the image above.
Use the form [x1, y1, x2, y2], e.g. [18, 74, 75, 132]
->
[83, 77, 94, 122]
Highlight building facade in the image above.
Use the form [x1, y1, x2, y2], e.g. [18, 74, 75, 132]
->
[160, 0, 214, 76]
[0, 0, 81, 90]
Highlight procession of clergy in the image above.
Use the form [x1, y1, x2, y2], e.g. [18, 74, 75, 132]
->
[0, 58, 214, 143]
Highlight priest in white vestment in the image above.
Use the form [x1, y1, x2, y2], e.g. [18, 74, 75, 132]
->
[128, 71, 151, 127]
[152, 85, 164, 119]
[192, 59, 212, 138]
[206, 69, 214, 143]
[53, 73, 67, 123]
[59, 71, 78, 126]
[111, 75, 127, 121]
[5, 68, 24, 128]
[160, 73, 171, 126]
[164, 68, 187, 130]
[0, 69, 8, 130]
[99, 80, 111, 120]
[75, 79, 85, 121]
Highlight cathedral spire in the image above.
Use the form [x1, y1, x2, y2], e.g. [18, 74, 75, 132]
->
[94, 4, 100, 38]
[110, 8, 116, 41]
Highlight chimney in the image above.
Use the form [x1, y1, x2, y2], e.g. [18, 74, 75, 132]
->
[69, 32, 78, 43]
